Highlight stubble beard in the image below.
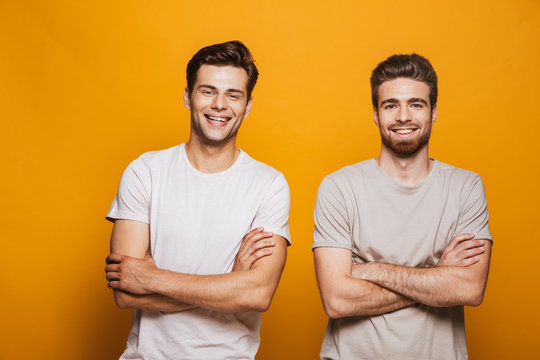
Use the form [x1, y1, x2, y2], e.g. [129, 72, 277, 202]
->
[380, 122, 432, 157]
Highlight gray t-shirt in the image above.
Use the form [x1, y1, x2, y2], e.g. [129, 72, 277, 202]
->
[107, 144, 291, 360]
[313, 159, 492, 360]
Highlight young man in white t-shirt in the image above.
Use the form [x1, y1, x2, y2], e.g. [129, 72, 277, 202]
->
[105, 40, 290, 359]
[313, 54, 492, 359]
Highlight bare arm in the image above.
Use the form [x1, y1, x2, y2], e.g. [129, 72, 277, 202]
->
[355, 237, 491, 307]
[108, 219, 196, 312]
[107, 233, 287, 313]
[107, 221, 277, 312]
[314, 247, 415, 318]
[314, 233, 487, 318]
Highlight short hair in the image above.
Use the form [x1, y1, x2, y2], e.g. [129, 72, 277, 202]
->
[370, 53, 438, 109]
[186, 40, 259, 99]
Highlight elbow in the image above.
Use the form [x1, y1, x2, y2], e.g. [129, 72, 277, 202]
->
[464, 290, 485, 307]
[251, 297, 272, 312]
[462, 280, 486, 307]
[113, 290, 132, 310]
[249, 289, 274, 312]
[322, 295, 347, 319]
[240, 286, 275, 312]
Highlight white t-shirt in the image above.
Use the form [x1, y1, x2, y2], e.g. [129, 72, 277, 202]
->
[107, 143, 290, 360]
[313, 159, 492, 360]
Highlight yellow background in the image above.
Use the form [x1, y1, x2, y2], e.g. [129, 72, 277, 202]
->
[1, 0, 539, 359]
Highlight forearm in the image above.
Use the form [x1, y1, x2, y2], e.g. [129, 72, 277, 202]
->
[314, 248, 415, 318]
[359, 262, 486, 307]
[113, 289, 195, 312]
[150, 268, 277, 313]
[322, 275, 415, 318]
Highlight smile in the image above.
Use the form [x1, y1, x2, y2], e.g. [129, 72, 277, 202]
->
[392, 128, 417, 135]
[205, 114, 231, 123]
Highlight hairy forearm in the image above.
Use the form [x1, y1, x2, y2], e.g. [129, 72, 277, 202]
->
[113, 289, 195, 312]
[358, 262, 486, 307]
[323, 276, 415, 318]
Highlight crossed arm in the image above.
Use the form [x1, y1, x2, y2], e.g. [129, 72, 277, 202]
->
[314, 234, 491, 318]
[106, 219, 286, 313]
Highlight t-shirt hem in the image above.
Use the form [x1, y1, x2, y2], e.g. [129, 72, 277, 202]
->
[311, 243, 353, 251]
[105, 212, 149, 224]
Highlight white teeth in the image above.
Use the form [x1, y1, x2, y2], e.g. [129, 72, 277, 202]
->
[395, 129, 413, 134]
[208, 116, 228, 122]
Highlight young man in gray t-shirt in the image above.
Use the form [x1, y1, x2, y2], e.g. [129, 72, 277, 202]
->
[313, 54, 492, 360]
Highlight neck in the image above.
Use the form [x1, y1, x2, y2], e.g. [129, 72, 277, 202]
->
[185, 136, 240, 173]
[376, 144, 433, 187]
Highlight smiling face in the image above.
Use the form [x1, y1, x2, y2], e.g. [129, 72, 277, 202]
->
[184, 64, 252, 147]
[374, 77, 437, 157]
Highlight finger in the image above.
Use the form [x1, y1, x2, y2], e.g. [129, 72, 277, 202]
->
[243, 227, 265, 241]
[455, 239, 484, 252]
[106, 272, 121, 281]
[458, 247, 485, 260]
[251, 239, 276, 252]
[248, 232, 273, 243]
[238, 233, 274, 258]
[449, 233, 475, 248]
[248, 248, 274, 264]
[238, 228, 264, 251]
[105, 264, 121, 273]
[239, 231, 273, 252]
[457, 256, 480, 266]
[107, 253, 124, 263]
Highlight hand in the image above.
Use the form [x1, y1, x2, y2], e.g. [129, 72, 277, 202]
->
[437, 233, 486, 267]
[105, 253, 159, 294]
[232, 227, 275, 271]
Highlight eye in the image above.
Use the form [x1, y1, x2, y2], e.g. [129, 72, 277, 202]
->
[384, 104, 396, 109]
[411, 103, 423, 108]
[228, 93, 241, 100]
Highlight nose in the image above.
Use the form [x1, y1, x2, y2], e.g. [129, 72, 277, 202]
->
[211, 93, 227, 110]
[397, 106, 411, 122]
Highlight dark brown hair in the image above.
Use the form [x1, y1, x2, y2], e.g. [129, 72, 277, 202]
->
[370, 53, 438, 109]
[186, 40, 259, 99]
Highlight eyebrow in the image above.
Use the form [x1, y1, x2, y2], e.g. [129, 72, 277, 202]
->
[380, 97, 428, 106]
[408, 97, 428, 105]
[197, 84, 245, 95]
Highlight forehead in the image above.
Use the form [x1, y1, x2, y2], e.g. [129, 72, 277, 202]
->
[195, 64, 248, 91]
[378, 78, 430, 103]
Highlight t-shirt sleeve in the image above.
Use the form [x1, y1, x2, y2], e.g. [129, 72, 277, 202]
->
[251, 173, 291, 244]
[106, 157, 151, 224]
[455, 174, 492, 243]
[312, 177, 352, 250]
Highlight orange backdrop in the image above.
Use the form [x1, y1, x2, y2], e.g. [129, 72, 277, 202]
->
[1, 0, 539, 359]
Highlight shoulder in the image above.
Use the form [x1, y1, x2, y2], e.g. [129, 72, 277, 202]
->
[320, 159, 374, 190]
[434, 160, 487, 204]
[126, 144, 183, 172]
[315, 160, 374, 205]
[240, 151, 288, 185]
[435, 160, 484, 186]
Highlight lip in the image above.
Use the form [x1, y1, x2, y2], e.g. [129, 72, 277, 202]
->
[204, 114, 231, 126]
[390, 128, 418, 137]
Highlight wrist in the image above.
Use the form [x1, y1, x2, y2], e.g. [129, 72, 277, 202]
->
[361, 262, 378, 281]
[147, 268, 166, 294]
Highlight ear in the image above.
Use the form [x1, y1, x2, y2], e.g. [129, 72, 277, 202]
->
[431, 105, 437, 124]
[243, 96, 253, 119]
[183, 87, 191, 111]
[373, 106, 380, 127]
